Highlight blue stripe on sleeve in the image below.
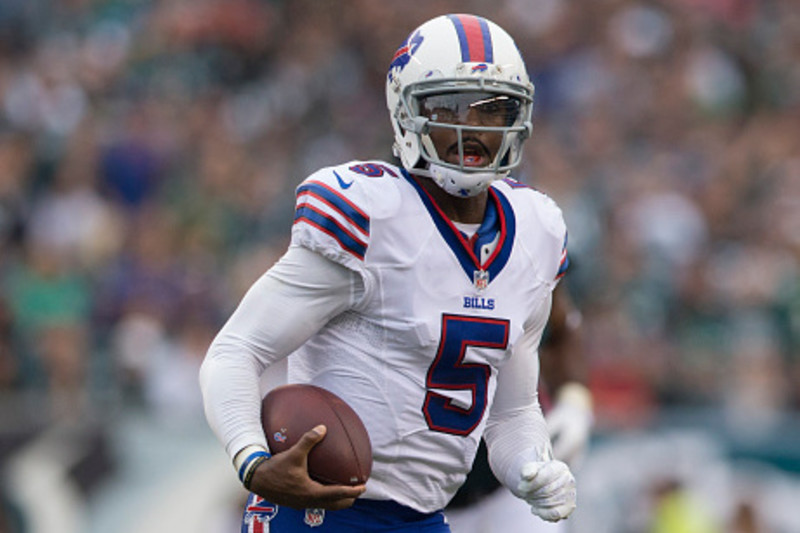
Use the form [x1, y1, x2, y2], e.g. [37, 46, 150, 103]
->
[294, 206, 367, 260]
[296, 182, 369, 235]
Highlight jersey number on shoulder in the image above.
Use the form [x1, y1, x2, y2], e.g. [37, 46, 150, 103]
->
[348, 163, 398, 177]
[423, 314, 510, 436]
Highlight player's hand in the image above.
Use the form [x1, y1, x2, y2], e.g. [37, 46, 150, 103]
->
[546, 382, 593, 466]
[247, 425, 366, 510]
[517, 459, 576, 522]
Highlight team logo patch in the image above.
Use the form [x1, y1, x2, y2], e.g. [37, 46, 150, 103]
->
[304, 508, 325, 527]
[243, 495, 278, 533]
[388, 30, 424, 82]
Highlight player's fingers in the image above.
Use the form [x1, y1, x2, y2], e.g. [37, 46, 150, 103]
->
[311, 484, 366, 510]
[293, 424, 327, 456]
[521, 473, 574, 499]
[520, 461, 542, 481]
[308, 480, 366, 497]
[531, 499, 576, 522]
[320, 497, 359, 511]
[519, 461, 573, 495]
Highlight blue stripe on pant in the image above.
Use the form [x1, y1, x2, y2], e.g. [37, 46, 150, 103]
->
[241, 494, 451, 532]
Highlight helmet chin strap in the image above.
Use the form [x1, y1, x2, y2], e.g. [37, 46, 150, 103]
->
[428, 163, 505, 198]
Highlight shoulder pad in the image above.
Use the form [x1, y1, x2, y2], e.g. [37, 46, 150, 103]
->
[291, 161, 402, 269]
[495, 178, 569, 281]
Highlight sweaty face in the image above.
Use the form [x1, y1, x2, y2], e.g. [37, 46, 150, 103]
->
[418, 91, 522, 168]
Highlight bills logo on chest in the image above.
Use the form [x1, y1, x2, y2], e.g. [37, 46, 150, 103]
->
[463, 296, 495, 310]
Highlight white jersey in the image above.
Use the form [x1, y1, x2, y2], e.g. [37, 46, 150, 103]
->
[288, 160, 568, 512]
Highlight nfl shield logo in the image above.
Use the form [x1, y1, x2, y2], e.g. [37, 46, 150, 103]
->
[304, 508, 325, 527]
[474, 270, 489, 292]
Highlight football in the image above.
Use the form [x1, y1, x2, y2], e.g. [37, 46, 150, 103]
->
[261, 383, 372, 486]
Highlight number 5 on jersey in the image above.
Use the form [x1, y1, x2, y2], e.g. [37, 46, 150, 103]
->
[423, 314, 510, 435]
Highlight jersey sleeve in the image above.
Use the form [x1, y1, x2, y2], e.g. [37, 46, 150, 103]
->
[199, 246, 363, 461]
[291, 164, 373, 273]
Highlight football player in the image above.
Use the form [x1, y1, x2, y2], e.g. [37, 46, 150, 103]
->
[200, 14, 577, 532]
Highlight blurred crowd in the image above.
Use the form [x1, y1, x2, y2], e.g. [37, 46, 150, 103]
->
[0, 0, 798, 437]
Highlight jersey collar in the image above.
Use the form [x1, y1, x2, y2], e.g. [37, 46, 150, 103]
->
[404, 171, 516, 289]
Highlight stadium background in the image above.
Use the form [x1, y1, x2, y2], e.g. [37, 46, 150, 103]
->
[0, 0, 798, 531]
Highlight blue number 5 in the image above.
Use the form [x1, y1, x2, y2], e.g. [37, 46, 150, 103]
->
[423, 314, 510, 435]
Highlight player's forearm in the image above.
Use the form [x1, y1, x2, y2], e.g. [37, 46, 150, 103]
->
[199, 245, 363, 462]
[200, 345, 268, 458]
[199, 268, 318, 459]
[484, 405, 552, 497]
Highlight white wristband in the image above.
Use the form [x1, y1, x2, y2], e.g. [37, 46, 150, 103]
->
[234, 445, 271, 488]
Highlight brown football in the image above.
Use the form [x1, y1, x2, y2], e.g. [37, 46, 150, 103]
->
[261, 383, 372, 486]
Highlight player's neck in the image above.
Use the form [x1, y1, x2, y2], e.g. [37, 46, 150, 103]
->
[417, 177, 488, 224]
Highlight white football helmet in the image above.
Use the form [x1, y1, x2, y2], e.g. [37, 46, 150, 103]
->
[386, 14, 535, 197]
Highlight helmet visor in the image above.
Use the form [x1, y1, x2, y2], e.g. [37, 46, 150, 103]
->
[418, 91, 523, 128]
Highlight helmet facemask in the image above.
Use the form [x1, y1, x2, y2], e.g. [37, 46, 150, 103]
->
[394, 77, 533, 196]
